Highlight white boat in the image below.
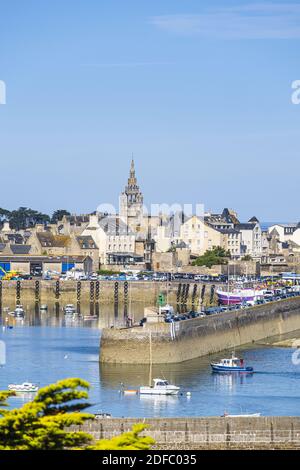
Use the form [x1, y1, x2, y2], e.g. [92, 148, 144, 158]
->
[40, 304, 48, 311]
[63, 304, 76, 315]
[139, 378, 180, 396]
[8, 382, 39, 393]
[10, 305, 25, 317]
[159, 304, 174, 315]
[222, 412, 261, 417]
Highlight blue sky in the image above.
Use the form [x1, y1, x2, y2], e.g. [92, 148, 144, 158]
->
[0, 0, 299, 221]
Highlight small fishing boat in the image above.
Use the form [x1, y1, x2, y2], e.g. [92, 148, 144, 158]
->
[211, 352, 254, 373]
[8, 382, 39, 393]
[40, 304, 48, 311]
[139, 378, 180, 396]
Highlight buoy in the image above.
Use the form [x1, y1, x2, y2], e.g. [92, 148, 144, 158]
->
[123, 390, 138, 395]
[186, 392, 191, 397]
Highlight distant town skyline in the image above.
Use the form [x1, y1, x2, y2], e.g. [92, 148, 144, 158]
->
[0, 0, 299, 220]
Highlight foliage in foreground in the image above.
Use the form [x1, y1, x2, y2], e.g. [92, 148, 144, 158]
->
[87, 423, 155, 450]
[0, 378, 154, 450]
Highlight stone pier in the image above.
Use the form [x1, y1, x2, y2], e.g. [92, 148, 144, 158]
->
[100, 297, 300, 364]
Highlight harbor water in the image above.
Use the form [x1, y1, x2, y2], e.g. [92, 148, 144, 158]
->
[1, 304, 300, 418]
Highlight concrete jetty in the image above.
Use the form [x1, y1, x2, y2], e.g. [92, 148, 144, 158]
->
[100, 297, 300, 364]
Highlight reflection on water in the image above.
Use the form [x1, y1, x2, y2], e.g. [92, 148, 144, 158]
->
[1, 305, 300, 417]
[212, 370, 254, 393]
[0, 301, 145, 329]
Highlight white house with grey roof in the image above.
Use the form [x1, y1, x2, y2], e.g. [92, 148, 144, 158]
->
[235, 218, 262, 258]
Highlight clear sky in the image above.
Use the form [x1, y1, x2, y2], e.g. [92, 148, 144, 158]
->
[0, 0, 300, 221]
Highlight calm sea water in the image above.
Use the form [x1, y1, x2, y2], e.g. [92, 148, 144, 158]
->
[1, 306, 300, 417]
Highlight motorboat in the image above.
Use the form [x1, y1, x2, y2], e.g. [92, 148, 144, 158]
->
[63, 304, 76, 315]
[211, 352, 254, 373]
[139, 378, 180, 395]
[40, 304, 48, 311]
[8, 382, 39, 393]
[94, 413, 112, 419]
[159, 304, 174, 315]
[222, 412, 261, 417]
[9, 305, 25, 317]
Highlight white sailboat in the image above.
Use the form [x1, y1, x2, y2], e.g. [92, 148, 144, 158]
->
[139, 332, 180, 396]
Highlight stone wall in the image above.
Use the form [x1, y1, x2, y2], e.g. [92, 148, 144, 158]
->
[0, 279, 216, 306]
[69, 417, 300, 449]
[100, 297, 300, 364]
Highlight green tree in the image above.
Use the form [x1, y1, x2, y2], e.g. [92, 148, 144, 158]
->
[0, 378, 155, 451]
[242, 254, 252, 261]
[9, 207, 50, 230]
[0, 208, 11, 223]
[51, 209, 71, 224]
[192, 246, 231, 268]
[0, 378, 93, 450]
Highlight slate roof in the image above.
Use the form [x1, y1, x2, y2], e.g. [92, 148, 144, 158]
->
[76, 236, 98, 249]
[7, 234, 24, 244]
[217, 228, 240, 235]
[222, 208, 240, 225]
[99, 217, 133, 236]
[235, 223, 256, 231]
[37, 232, 71, 248]
[10, 245, 31, 255]
[248, 216, 260, 223]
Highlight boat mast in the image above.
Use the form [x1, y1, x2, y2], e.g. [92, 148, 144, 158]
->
[149, 331, 152, 387]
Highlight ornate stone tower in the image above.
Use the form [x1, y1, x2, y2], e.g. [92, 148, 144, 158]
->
[119, 159, 144, 227]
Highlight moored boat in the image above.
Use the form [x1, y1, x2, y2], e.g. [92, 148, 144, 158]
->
[8, 382, 39, 393]
[9, 305, 25, 317]
[216, 289, 263, 306]
[211, 352, 254, 373]
[63, 304, 76, 315]
[139, 378, 180, 395]
[222, 412, 261, 417]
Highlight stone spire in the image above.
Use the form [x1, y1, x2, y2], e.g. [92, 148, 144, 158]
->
[125, 158, 143, 204]
[128, 158, 137, 186]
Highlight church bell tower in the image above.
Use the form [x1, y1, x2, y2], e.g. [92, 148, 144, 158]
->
[119, 159, 144, 226]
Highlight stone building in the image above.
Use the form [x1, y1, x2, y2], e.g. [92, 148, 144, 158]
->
[27, 230, 99, 271]
[179, 215, 222, 256]
[81, 214, 138, 266]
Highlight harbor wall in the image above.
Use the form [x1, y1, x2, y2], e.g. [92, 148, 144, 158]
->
[70, 417, 300, 449]
[100, 297, 300, 364]
[0, 280, 217, 306]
